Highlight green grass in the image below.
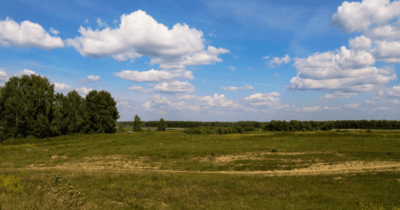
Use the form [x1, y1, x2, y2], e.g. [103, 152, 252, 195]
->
[1, 130, 400, 209]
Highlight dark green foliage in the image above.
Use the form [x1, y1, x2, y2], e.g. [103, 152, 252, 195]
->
[184, 126, 245, 135]
[320, 121, 335, 131]
[81, 90, 120, 134]
[0, 74, 55, 139]
[157, 118, 166, 131]
[133, 115, 142, 132]
[0, 75, 120, 140]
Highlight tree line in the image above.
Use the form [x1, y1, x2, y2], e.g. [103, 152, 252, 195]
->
[118, 119, 400, 132]
[0, 74, 120, 141]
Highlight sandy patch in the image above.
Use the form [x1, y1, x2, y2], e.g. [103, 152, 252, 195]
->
[51, 155, 68, 159]
[196, 151, 339, 164]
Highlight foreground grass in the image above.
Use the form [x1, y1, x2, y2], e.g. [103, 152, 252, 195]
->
[1, 130, 400, 209]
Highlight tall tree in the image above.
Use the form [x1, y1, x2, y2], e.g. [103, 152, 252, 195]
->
[133, 114, 142, 132]
[157, 118, 166, 131]
[0, 74, 55, 138]
[81, 90, 119, 134]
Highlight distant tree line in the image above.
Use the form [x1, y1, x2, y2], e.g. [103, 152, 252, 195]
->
[118, 119, 400, 132]
[117, 121, 263, 128]
[0, 74, 120, 141]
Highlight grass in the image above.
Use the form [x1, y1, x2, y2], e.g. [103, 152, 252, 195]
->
[1, 129, 400, 209]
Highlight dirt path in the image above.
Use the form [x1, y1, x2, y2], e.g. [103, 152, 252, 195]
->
[2, 160, 400, 176]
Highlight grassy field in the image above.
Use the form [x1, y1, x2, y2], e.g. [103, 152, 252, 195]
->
[1, 129, 400, 209]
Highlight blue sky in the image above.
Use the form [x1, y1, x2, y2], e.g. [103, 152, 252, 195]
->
[1, 0, 400, 121]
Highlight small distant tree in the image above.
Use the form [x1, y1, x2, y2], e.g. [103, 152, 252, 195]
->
[157, 118, 166, 131]
[133, 114, 142, 132]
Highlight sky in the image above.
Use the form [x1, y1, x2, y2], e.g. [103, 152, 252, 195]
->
[1, 0, 400, 122]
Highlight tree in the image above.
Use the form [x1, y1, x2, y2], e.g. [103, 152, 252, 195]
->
[157, 118, 166, 131]
[0, 74, 55, 139]
[81, 90, 120, 134]
[133, 115, 142, 132]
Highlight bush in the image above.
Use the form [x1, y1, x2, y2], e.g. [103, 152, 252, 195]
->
[133, 115, 142, 132]
[157, 118, 166, 131]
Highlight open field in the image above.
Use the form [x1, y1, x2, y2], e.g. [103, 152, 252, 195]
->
[1, 129, 400, 209]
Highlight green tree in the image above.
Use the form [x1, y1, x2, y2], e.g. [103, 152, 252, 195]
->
[157, 118, 166, 131]
[133, 114, 142, 132]
[0, 74, 55, 139]
[81, 90, 120, 134]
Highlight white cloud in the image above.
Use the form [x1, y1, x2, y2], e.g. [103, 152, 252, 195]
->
[378, 106, 388, 110]
[245, 92, 280, 101]
[66, 10, 229, 73]
[76, 78, 86, 83]
[153, 81, 195, 93]
[267, 54, 291, 68]
[345, 103, 359, 108]
[87, 75, 100, 83]
[75, 87, 93, 95]
[322, 91, 358, 99]
[221, 85, 254, 91]
[49, 27, 60, 35]
[371, 40, 400, 63]
[263, 56, 270, 59]
[323, 106, 340, 110]
[117, 101, 131, 108]
[114, 69, 193, 83]
[0, 69, 8, 85]
[127, 85, 151, 93]
[230, 66, 236, 71]
[274, 72, 279, 77]
[96, 18, 108, 28]
[84, 19, 89, 24]
[0, 17, 64, 50]
[16, 69, 38, 76]
[389, 99, 399, 104]
[245, 92, 280, 107]
[247, 67, 254, 71]
[290, 46, 396, 93]
[302, 106, 320, 111]
[331, 0, 400, 34]
[349, 35, 372, 50]
[378, 86, 400, 97]
[54, 82, 73, 92]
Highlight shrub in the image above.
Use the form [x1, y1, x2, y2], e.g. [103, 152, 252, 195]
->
[157, 118, 166, 131]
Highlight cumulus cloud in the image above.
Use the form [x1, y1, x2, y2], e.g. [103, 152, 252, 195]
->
[49, 27, 60, 35]
[371, 40, 400, 63]
[75, 87, 93, 95]
[87, 75, 100, 83]
[302, 106, 320, 111]
[114, 69, 193, 83]
[221, 85, 254, 91]
[290, 46, 396, 93]
[245, 92, 280, 107]
[0, 69, 8, 85]
[153, 81, 195, 93]
[127, 85, 151, 93]
[96, 18, 108, 28]
[0, 17, 64, 50]
[66, 10, 229, 73]
[323, 106, 340, 110]
[345, 103, 359, 108]
[142, 95, 200, 111]
[117, 101, 131, 108]
[349, 35, 372, 50]
[266, 54, 291, 68]
[331, 0, 400, 34]
[378, 86, 400, 97]
[16, 69, 38, 76]
[322, 91, 358, 99]
[246, 67, 254, 71]
[230, 66, 236, 71]
[54, 82, 73, 92]
[378, 106, 388, 110]
[274, 72, 279, 77]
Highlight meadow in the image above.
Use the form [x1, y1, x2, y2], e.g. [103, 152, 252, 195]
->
[1, 129, 400, 209]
